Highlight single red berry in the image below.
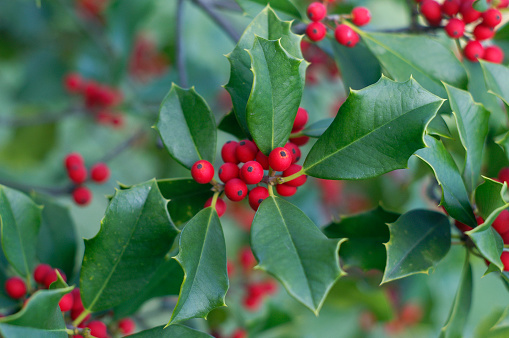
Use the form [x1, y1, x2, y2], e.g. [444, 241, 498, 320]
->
[420, 0, 442, 25]
[460, 0, 481, 24]
[70, 308, 91, 322]
[501, 230, 509, 244]
[334, 24, 360, 47]
[33, 264, 52, 284]
[484, 45, 504, 64]
[218, 162, 239, 183]
[65, 152, 84, 170]
[224, 178, 248, 201]
[289, 135, 310, 146]
[227, 260, 235, 277]
[292, 107, 309, 132]
[255, 151, 270, 170]
[59, 293, 74, 312]
[64, 73, 84, 93]
[482, 8, 502, 27]
[72, 186, 92, 206]
[306, 22, 327, 42]
[441, 0, 461, 17]
[239, 246, 257, 271]
[88, 320, 108, 338]
[221, 141, 239, 164]
[43, 269, 58, 289]
[261, 279, 278, 295]
[454, 220, 473, 233]
[498, 0, 509, 9]
[241, 161, 264, 185]
[232, 328, 248, 338]
[90, 163, 110, 183]
[204, 197, 227, 217]
[276, 184, 298, 197]
[463, 40, 484, 62]
[109, 113, 125, 128]
[243, 293, 263, 311]
[71, 288, 84, 311]
[248, 186, 269, 211]
[284, 142, 301, 164]
[400, 303, 423, 326]
[501, 251, 509, 271]
[269, 147, 293, 171]
[444, 18, 465, 38]
[5, 277, 27, 299]
[498, 167, 509, 183]
[282, 164, 307, 187]
[68, 166, 88, 184]
[236, 140, 258, 163]
[307, 2, 327, 22]
[118, 318, 136, 335]
[493, 209, 509, 234]
[351, 7, 371, 26]
[473, 24, 494, 41]
[191, 160, 214, 184]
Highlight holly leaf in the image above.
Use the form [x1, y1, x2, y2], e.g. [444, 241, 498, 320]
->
[301, 118, 333, 138]
[130, 324, 212, 337]
[80, 179, 179, 312]
[444, 83, 489, 192]
[0, 185, 42, 280]
[415, 135, 477, 227]
[489, 305, 509, 336]
[473, 0, 490, 11]
[155, 84, 217, 170]
[323, 206, 400, 271]
[235, 0, 302, 20]
[218, 110, 248, 140]
[246, 37, 306, 155]
[497, 132, 509, 161]
[480, 60, 509, 106]
[303, 76, 443, 180]
[427, 114, 452, 139]
[382, 209, 451, 283]
[168, 207, 228, 326]
[251, 196, 344, 314]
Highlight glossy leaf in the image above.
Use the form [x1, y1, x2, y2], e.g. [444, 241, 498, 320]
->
[480, 60, 509, 106]
[444, 84, 489, 192]
[251, 196, 344, 314]
[303, 76, 443, 180]
[323, 206, 399, 271]
[246, 37, 306, 154]
[0, 185, 41, 279]
[301, 118, 333, 138]
[382, 209, 451, 283]
[235, 0, 302, 20]
[225, 6, 303, 137]
[489, 305, 509, 336]
[156, 84, 216, 170]
[131, 324, 212, 338]
[415, 135, 477, 227]
[427, 114, 452, 139]
[218, 110, 247, 140]
[473, 0, 490, 11]
[80, 180, 179, 312]
[497, 132, 509, 161]
[168, 207, 228, 326]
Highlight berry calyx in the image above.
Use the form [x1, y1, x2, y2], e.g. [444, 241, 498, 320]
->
[445, 18, 465, 38]
[483, 45, 504, 64]
[241, 161, 264, 185]
[473, 24, 494, 41]
[191, 160, 215, 184]
[463, 40, 484, 62]
[306, 22, 327, 42]
[225, 178, 248, 201]
[87, 320, 108, 338]
[68, 166, 88, 184]
[482, 8, 502, 28]
[290, 135, 310, 146]
[351, 7, 371, 26]
[276, 183, 297, 197]
[34, 264, 52, 284]
[5, 277, 27, 299]
[218, 162, 240, 183]
[236, 140, 258, 163]
[282, 164, 307, 187]
[73, 186, 92, 206]
[307, 2, 327, 22]
[118, 318, 136, 335]
[420, 0, 442, 25]
[269, 147, 293, 171]
[90, 163, 110, 183]
[441, 0, 461, 17]
[255, 151, 270, 170]
[248, 186, 269, 211]
[334, 24, 360, 48]
[292, 107, 309, 132]
[493, 209, 509, 234]
[221, 141, 239, 164]
[502, 251, 509, 271]
[65, 152, 84, 170]
[204, 197, 227, 217]
[285, 142, 301, 163]
[59, 293, 74, 312]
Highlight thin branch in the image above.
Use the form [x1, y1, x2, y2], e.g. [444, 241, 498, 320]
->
[98, 128, 146, 163]
[0, 106, 84, 127]
[209, 0, 242, 12]
[176, 0, 188, 87]
[192, 0, 241, 42]
[406, 0, 419, 32]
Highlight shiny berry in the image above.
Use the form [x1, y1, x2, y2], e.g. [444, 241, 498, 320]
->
[498, 0, 509, 9]
[255, 151, 270, 170]
[118, 318, 136, 335]
[484, 45, 504, 64]
[90, 163, 110, 183]
[225, 178, 248, 201]
[241, 161, 264, 184]
[59, 293, 74, 312]
[43, 269, 58, 288]
[34, 264, 52, 284]
[334, 24, 360, 47]
[204, 197, 227, 217]
[473, 24, 494, 41]
[306, 22, 327, 42]
[191, 160, 214, 184]
[445, 18, 465, 38]
[460, 1, 481, 24]
[285, 142, 301, 163]
[88, 320, 108, 338]
[72, 186, 92, 206]
[493, 209, 509, 234]
[64, 73, 84, 93]
[498, 167, 509, 184]
[221, 141, 239, 164]
[269, 147, 292, 171]
[248, 186, 269, 211]
[5, 277, 26, 299]
[307, 2, 327, 22]
[292, 107, 309, 132]
[282, 164, 307, 187]
[232, 329, 248, 338]
[482, 8, 502, 27]
[441, 0, 460, 17]
[289, 135, 310, 146]
[65, 152, 84, 170]
[351, 7, 371, 26]
[276, 184, 297, 197]
[68, 166, 87, 184]
[218, 162, 239, 183]
[502, 251, 509, 271]
[236, 140, 258, 163]
[420, 0, 442, 25]
[463, 40, 484, 62]
[71, 288, 84, 311]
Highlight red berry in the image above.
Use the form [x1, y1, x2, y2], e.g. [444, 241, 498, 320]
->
[498, 0, 509, 9]
[218, 162, 239, 183]
[90, 163, 110, 183]
[482, 8, 502, 27]
[445, 18, 465, 38]
[441, 0, 461, 17]
[269, 147, 293, 171]
[43, 269, 58, 288]
[260, 279, 278, 295]
[473, 24, 494, 41]
[70, 308, 91, 322]
[118, 318, 136, 335]
[236, 140, 258, 163]
[191, 160, 214, 184]
[502, 251, 509, 271]
[400, 303, 423, 325]
[248, 186, 269, 211]
[33, 264, 52, 284]
[307, 2, 327, 22]
[88, 320, 108, 338]
[59, 293, 74, 312]
[204, 197, 227, 217]
[306, 22, 327, 42]
[243, 293, 262, 311]
[454, 219, 473, 232]
[334, 24, 360, 47]
[224, 178, 248, 201]
[64, 73, 84, 93]
[290, 135, 310, 146]
[292, 108, 309, 132]
[498, 167, 509, 184]
[420, 0, 442, 25]
[351, 7, 371, 26]
[463, 40, 484, 62]
[460, 1, 481, 24]
[284, 142, 301, 164]
[276, 184, 297, 197]
[227, 260, 235, 277]
[282, 164, 307, 187]
[484, 45, 504, 64]
[255, 151, 270, 170]
[5, 277, 26, 299]
[221, 141, 239, 164]
[71, 288, 84, 311]
[65, 152, 84, 170]
[72, 186, 92, 206]
[501, 230, 509, 244]
[241, 161, 264, 185]
[68, 166, 88, 184]
[239, 246, 256, 271]
[57, 268, 67, 283]
[232, 328, 248, 338]
[493, 209, 509, 234]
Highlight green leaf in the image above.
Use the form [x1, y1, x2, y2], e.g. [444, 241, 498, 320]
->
[444, 83, 490, 192]
[480, 60, 509, 106]
[246, 37, 306, 154]
[473, 0, 490, 11]
[168, 207, 228, 326]
[489, 305, 509, 337]
[130, 324, 212, 338]
[440, 253, 473, 338]
[323, 206, 399, 271]
[357, 29, 468, 98]
[303, 76, 443, 180]
[427, 114, 452, 139]
[251, 196, 344, 314]
[157, 178, 214, 226]
[382, 209, 451, 283]
[80, 179, 179, 312]
[155, 84, 217, 170]
[0, 185, 42, 279]
[235, 0, 302, 20]
[218, 110, 248, 140]
[497, 132, 509, 161]
[225, 6, 303, 138]
[415, 135, 477, 227]
[301, 118, 333, 138]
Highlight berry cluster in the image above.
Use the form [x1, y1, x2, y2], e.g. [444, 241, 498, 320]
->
[305, 2, 371, 49]
[76, 0, 108, 20]
[301, 40, 339, 85]
[129, 34, 169, 83]
[417, 0, 507, 63]
[65, 152, 111, 206]
[64, 73, 125, 127]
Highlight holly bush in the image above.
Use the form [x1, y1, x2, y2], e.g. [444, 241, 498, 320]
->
[2, 0, 509, 337]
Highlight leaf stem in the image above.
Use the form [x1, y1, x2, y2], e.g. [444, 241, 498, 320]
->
[211, 191, 219, 209]
[278, 169, 306, 184]
[71, 308, 91, 327]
